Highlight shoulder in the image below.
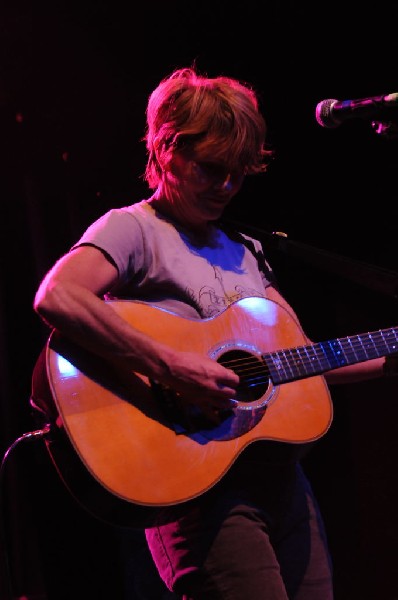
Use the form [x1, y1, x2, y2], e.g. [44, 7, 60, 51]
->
[77, 200, 157, 238]
[219, 223, 275, 282]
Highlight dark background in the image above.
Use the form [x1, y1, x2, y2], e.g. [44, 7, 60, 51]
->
[1, 1, 398, 599]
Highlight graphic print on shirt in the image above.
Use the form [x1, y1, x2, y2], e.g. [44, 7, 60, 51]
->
[196, 265, 265, 317]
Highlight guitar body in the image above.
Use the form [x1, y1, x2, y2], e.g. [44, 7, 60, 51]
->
[32, 297, 333, 526]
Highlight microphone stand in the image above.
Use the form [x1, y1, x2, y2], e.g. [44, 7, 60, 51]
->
[225, 220, 398, 300]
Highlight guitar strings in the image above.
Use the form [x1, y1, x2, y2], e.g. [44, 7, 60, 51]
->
[219, 327, 398, 386]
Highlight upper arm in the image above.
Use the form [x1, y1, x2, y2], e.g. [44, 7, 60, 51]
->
[40, 245, 120, 297]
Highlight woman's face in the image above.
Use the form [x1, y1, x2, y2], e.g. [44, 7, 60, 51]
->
[162, 149, 246, 229]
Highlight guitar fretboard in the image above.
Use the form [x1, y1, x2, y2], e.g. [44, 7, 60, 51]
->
[264, 327, 398, 385]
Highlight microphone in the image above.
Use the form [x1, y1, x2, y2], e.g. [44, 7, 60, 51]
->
[315, 92, 398, 128]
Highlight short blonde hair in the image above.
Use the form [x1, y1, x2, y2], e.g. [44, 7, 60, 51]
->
[144, 67, 274, 189]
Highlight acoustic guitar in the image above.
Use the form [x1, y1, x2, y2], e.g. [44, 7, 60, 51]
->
[31, 296, 398, 527]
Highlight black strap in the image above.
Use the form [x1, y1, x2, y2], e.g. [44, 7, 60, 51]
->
[218, 220, 277, 285]
[223, 219, 398, 299]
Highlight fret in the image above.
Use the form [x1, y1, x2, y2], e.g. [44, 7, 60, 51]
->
[265, 326, 398, 385]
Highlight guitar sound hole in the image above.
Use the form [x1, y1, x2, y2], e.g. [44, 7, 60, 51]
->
[152, 349, 270, 435]
[217, 349, 269, 403]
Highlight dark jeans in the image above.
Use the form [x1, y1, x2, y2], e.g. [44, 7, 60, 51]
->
[145, 459, 333, 600]
[118, 527, 180, 599]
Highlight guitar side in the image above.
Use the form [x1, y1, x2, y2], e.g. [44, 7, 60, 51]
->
[41, 297, 333, 510]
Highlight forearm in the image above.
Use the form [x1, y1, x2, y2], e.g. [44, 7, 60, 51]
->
[325, 356, 388, 384]
[34, 280, 174, 381]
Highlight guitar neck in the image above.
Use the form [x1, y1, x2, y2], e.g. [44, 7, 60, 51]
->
[264, 326, 398, 385]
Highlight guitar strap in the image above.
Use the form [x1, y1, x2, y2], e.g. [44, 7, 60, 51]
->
[218, 220, 278, 288]
[223, 219, 398, 299]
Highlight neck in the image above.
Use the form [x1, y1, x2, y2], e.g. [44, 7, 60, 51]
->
[148, 193, 213, 237]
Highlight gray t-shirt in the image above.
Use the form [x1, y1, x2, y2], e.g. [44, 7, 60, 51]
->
[73, 199, 274, 319]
